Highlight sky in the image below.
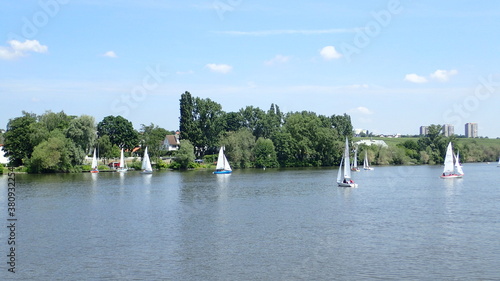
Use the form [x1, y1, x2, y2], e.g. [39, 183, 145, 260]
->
[1, 0, 499, 137]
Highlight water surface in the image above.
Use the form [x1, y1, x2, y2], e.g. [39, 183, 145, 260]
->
[1, 164, 499, 280]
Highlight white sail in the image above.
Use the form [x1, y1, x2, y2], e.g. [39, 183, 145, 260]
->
[363, 150, 373, 170]
[215, 147, 232, 171]
[337, 137, 357, 187]
[497, 156, 500, 167]
[336, 157, 344, 183]
[352, 149, 358, 169]
[91, 148, 98, 169]
[443, 142, 454, 175]
[141, 147, 152, 173]
[117, 148, 127, 172]
[343, 138, 351, 179]
[119, 148, 125, 168]
[455, 151, 464, 175]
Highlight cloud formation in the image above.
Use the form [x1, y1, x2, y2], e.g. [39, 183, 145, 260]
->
[405, 69, 458, 83]
[265, 55, 290, 65]
[320, 46, 342, 60]
[404, 73, 428, 83]
[206, 63, 232, 74]
[103, 51, 117, 58]
[353, 106, 373, 115]
[0, 40, 48, 60]
[430, 69, 458, 82]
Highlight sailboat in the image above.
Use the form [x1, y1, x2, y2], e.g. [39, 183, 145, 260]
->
[337, 137, 358, 188]
[351, 148, 360, 172]
[90, 148, 99, 173]
[497, 156, 500, 167]
[117, 148, 128, 173]
[363, 150, 374, 170]
[440, 142, 464, 178]
[140, 147, 153, 174]
[213, 146, 232, 174]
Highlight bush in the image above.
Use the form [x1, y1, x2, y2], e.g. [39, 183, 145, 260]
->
[0, 164, 3, 174]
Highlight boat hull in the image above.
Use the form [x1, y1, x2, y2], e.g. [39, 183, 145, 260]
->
[364, 167, 374, 170]
[213, 170, 232, 174]
[117, 168, 128, 173]
[90, 170, 99, 174]
[141, 170, 153, 174]
[440, 174, 464, 179]
[337, 182, 358, 188]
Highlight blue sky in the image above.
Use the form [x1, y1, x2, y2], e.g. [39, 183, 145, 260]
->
[1, 0, 499, 137]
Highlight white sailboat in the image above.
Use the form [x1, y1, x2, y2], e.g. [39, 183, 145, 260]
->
[90, 148, 99, 173]
[140, 147, 153, 174]
[363, 150, 374, 170]
[213, 147, 232, 174]
[117, 148, 128, 173]
[497, 156, 500, 167]
[440, 142, 463, 178]
[337, 137, 358, 188]
[351, 148, 360, 172]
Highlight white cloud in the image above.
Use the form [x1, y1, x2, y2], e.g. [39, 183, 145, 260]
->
[430, 69, 458, 82]
[320, 46, 342, 60]
[103, 51, 117, 58]
[206, 63, 233, 74]
[353, 106, 373, 115]
[404, 73, 428, 83]
[0, 40, 48, 60]
[264, 55, 290, 66]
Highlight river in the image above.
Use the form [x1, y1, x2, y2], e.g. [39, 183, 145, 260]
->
[1, 163, 499, 280]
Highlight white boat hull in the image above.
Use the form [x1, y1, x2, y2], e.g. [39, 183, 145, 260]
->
[440, 174, 464, 179]
[338, 182, 358, 188]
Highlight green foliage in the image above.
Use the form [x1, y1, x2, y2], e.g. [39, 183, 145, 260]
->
[97, 115, 138, 150]
[253, 137, 278, 168]
[221, 128, 256, 169]
[155, 158, 169, 170]
[3, 112, 37, 165]
[66, 115, 97, 155]
[0, 164, 3, 174]
[173, 140, 196, 169]
[27, 135, 73, 173]
[139, 123, 169, 161]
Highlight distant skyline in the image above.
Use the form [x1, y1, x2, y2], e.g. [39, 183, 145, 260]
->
[1, 1, 499, 138]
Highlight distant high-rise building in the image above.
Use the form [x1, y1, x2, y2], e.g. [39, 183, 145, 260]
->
[465, 123, 478, 138]
[419, 126, 428, 136]
[442, 124, 454, 137]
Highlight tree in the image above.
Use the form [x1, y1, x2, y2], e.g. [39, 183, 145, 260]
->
[418, 124, 445, 163]
[66, 115, 97, 155]
[239, 106, 266, 138]
[3, 112, 37, 166]
[262, 103, 283, 139]
[97, 115, 138, 150]
[96, 135, 119, 163]
[220, 128, 256, 169]
[139, 123, 169, 162]
[223, 111, 244, 132]
[173, 139, 195, 169]
[331, 114, 353, 140]
[27, 131, 81, 173]
[179, 91, 198, 142]
[253, 137, 278, 168]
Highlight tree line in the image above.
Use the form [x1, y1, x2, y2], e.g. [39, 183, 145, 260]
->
[2, 111, 172, 173]
[178, 91, 353, 168]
